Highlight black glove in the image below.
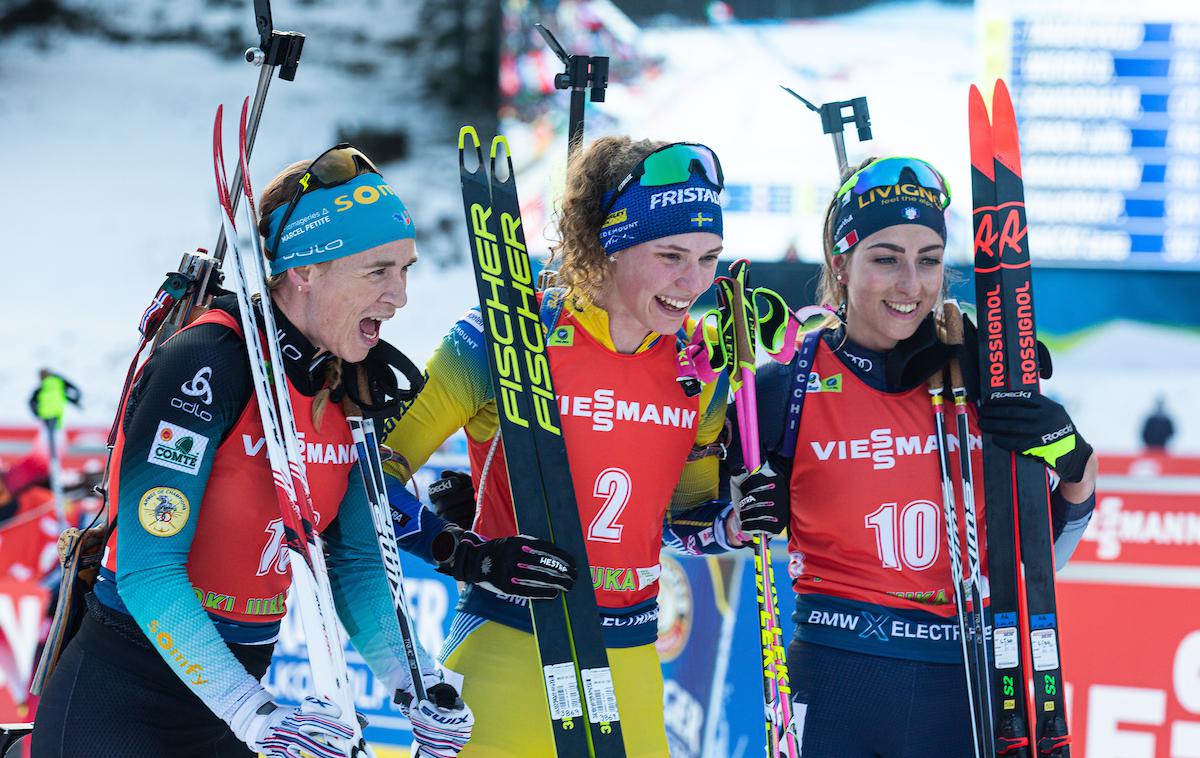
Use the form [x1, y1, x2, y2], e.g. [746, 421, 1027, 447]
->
[440, 531, 578, 599]
[959, 314, 1053, 402]
[428, 470, 475, 530]
[978, 393, 1093, 483]
[885, 313, 957, 389]
[730, 462, 789, 537]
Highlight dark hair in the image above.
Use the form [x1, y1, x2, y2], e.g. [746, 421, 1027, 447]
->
[815, 156, 958, 327]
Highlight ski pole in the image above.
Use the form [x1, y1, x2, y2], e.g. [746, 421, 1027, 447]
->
[929, 360, 991, 758]
[717, 260, 800, 757]
[944, 301, 997, 753]
[346, 411, 429, 702]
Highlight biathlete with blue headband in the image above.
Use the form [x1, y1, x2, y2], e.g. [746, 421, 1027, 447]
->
[736, 156, 1099, 755]
[380, 137, 786, 756]
[31, 145, 482, 758]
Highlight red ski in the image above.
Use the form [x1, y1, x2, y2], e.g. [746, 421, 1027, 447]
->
[970, 79, 1071, 758]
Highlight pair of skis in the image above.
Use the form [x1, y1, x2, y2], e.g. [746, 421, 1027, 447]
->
[970, 80, 1071, 757]
[457, 127, 625, 758]
[214, 99, 426, 756]
[213, 98, 368, 755]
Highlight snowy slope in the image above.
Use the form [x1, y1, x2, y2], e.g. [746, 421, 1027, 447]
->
[0, 22, 467, 427]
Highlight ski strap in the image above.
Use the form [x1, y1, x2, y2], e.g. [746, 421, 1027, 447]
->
[779, 329, 822, 460]
[539, 286, 569, 330]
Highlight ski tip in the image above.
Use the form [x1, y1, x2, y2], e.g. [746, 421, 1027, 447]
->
[967, 85, 994, 180]
[991, 79, 1022, 177]
[458, 126, 481, 151]
[993, 78, 1011, 104]
[239, 98, 250, 142]
[489, 136, 514, 183]
[489, 135, 511, 162]
[968, 83, 985, 115]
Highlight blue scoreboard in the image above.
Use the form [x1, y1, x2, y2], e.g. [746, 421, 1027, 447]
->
[1010, 18, 1200, 268]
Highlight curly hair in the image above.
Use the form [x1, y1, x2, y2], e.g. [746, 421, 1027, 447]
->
[256, 157, 342, 429]
[548, 136, 667, 304]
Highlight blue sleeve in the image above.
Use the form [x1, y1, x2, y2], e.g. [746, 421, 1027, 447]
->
[113, 323, 265, 722]
[324, 468, 436, 692]
[663, 499, 739, 556]
[1051, 485, 1096, 570]
[385, 473, 452, 565]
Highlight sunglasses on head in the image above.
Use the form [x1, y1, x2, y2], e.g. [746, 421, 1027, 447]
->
[602, 142, 725, 216]
[835, 156, 951, 210]
[268, 144, 382, 259]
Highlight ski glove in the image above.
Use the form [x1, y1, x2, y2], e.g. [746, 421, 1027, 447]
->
[978, 393, 1093, 483]
[730, 462, 789, 537]
[441, 530, 578, 599]
[428, 470, 476, 530]
[397, 677, 474, 757]
[229, 690, 355, 758]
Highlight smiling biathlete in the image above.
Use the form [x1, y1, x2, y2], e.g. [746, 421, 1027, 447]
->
[731, 156, 1099, 756]
[382, 138, 781, 756]
[31, 146, 476, 758]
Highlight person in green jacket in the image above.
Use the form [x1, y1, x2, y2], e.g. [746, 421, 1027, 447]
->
[27, 368, 82, 529]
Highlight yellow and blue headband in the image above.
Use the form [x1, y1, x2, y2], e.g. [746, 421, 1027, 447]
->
[266, 173, 415, 275]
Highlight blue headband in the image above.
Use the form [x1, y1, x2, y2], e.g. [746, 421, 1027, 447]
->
[598, 172, 723, 255]
[266, 173, 416, 275]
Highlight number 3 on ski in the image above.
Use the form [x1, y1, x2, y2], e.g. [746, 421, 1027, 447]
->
[971, 80, 1071, 758]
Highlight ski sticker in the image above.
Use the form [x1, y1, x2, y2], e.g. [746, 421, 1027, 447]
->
[544, 662, 585, 720]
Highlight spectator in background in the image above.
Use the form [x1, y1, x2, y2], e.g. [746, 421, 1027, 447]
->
[27, 368, 82, 530]
[782, 239, 799, 263]
[0, 455, 51, 521]
[28, 369, 83, 426]
[0, 455, 56, 584]
[1141, 394, 1176, 452]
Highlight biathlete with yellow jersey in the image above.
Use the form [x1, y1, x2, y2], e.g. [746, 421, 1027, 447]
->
[31, 145, 483, 758]
[735, 156, 1099, 755]
[381, 138, 787, 756]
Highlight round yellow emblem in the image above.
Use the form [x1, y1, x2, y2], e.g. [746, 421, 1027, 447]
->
[138, 487, 191, 537]
[654, 553, 692, 663]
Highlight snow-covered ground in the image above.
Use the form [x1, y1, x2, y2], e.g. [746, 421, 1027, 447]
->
[1, 1, 1197, 454]
[0, 17, 469, 428]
